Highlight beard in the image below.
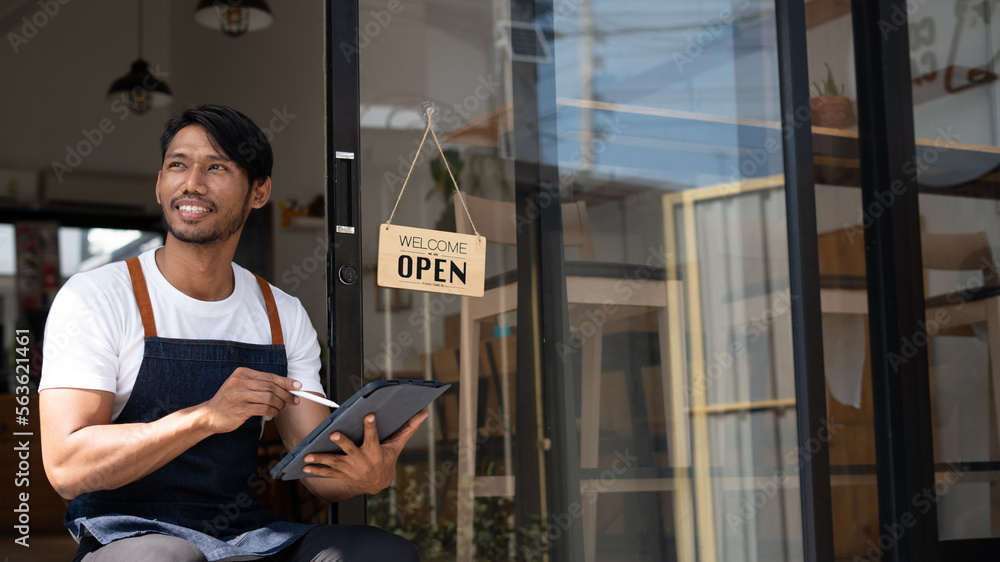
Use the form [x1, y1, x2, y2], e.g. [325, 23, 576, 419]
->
[162, 192, 252, 246]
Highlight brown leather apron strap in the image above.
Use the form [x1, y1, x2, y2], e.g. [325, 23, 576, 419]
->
[254, 275, 284, 346]
[125, 257, 157, 338]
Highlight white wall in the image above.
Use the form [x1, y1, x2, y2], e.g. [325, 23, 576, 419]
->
[1, 0, 173, 175]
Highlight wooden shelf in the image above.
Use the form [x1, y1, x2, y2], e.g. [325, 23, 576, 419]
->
[440, 96, 1000, 198]
[282, 216, 324, 230]
[440, 103, 513, 147]
[804, 0, 851, 29]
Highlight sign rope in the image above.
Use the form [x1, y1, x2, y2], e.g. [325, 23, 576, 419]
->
[384, 107, 481, 239]
[377, 105, 487, 297]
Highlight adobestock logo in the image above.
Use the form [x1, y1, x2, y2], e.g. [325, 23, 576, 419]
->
[6, 0, 72, 54]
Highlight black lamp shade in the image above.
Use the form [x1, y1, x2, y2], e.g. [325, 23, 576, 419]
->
[194, 0, 274, 38]
[107, 59, 173, 115]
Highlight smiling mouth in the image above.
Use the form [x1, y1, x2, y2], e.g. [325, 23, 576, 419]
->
[177, 204, 212, 215]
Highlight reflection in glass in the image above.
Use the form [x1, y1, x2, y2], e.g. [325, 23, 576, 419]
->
[554, 1, 800, 560]
[910, 0, 1000, 542]
[805, 6, 881, 559]
[360, 0, 806, 559]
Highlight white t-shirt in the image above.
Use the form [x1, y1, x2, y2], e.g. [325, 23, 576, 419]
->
[40, 248, 325, 421]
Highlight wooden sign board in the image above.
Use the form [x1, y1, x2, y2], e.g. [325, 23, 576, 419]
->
[378, 224, 486, 297]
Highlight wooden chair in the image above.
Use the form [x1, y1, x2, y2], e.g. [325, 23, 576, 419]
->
[919, 231, 1000, 534]
[815, 229, 999, 321]
[814, 227, 1000, 553]
[811, 228, 1000, 412]
[452, 194, 689, 561]
[921, 230, 998, 330]
[816, 228, 997, 325]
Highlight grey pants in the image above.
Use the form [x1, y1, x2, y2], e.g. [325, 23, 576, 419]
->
[73, 525, 420, 562]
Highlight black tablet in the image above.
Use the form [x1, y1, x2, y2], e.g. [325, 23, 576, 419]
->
[269, 379, 451, 481]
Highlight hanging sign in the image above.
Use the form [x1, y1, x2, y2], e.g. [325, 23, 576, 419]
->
[377, 102, 487, 297]
[378, 224, 485, 297]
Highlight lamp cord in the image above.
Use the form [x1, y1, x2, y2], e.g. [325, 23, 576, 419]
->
[137, 0, 143, 60]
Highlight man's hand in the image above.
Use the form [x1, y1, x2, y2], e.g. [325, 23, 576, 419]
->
[199, 367, 302, 433]
[299, 411, 429, 495]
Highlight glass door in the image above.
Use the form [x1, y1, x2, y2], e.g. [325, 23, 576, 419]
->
[328, 1, 830, 560]
[825, 0, 1000, 559]
[908, 0, 1000, 557]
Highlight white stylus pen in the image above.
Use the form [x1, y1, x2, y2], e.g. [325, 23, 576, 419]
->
[290, 390, 340, 409]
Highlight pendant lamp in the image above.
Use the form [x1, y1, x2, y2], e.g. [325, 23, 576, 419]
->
[107, 0, 173, 115]
[193, 0, 274, 38]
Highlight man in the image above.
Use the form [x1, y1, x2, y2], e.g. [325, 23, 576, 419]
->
[39, 104, 426, 561]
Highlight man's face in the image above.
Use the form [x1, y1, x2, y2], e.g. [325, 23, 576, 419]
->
[155, 125, 267, 246]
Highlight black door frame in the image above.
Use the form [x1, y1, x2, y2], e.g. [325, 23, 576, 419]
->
[325, 0, 365, 526]
[321, 0, 586, 549]
[509, 1, 585, 560]
[850, 0, 940, 559]
[775, 0, 835, 560]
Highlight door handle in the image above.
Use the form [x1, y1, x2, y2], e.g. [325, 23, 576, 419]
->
[334, 151, 356, 233]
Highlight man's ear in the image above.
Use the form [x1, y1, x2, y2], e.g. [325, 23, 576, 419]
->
[155, 170, 162, 205]
[251, 177, 272, 210]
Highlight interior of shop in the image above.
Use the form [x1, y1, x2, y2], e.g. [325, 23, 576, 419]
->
[0, 1, 331, 558]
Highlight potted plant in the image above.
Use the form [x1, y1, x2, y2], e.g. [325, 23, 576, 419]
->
[367, 461, 548, 561]
[425, 151, 511, 232]
[426, 149, 465, 232]
[810, 63, 854, 129]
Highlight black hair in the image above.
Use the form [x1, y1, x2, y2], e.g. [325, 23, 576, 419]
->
[159, 104, 273, 189]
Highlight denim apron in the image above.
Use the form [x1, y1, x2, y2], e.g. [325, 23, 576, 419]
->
[65, 257, 317, 560]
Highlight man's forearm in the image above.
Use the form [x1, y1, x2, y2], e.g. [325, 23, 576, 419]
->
[42, 369, 301, 500]
[42, 405, 215, 500]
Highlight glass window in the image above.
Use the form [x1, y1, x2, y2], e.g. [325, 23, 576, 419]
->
[359, 1, 806, 559]
[556, 2, 799, 560]
[910, 0, 1000, 542]
[0, 223, 16, 392]
[805, 7, 881, 560]
[57, 227, 163, 278]
[0, 224, 14, 275]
